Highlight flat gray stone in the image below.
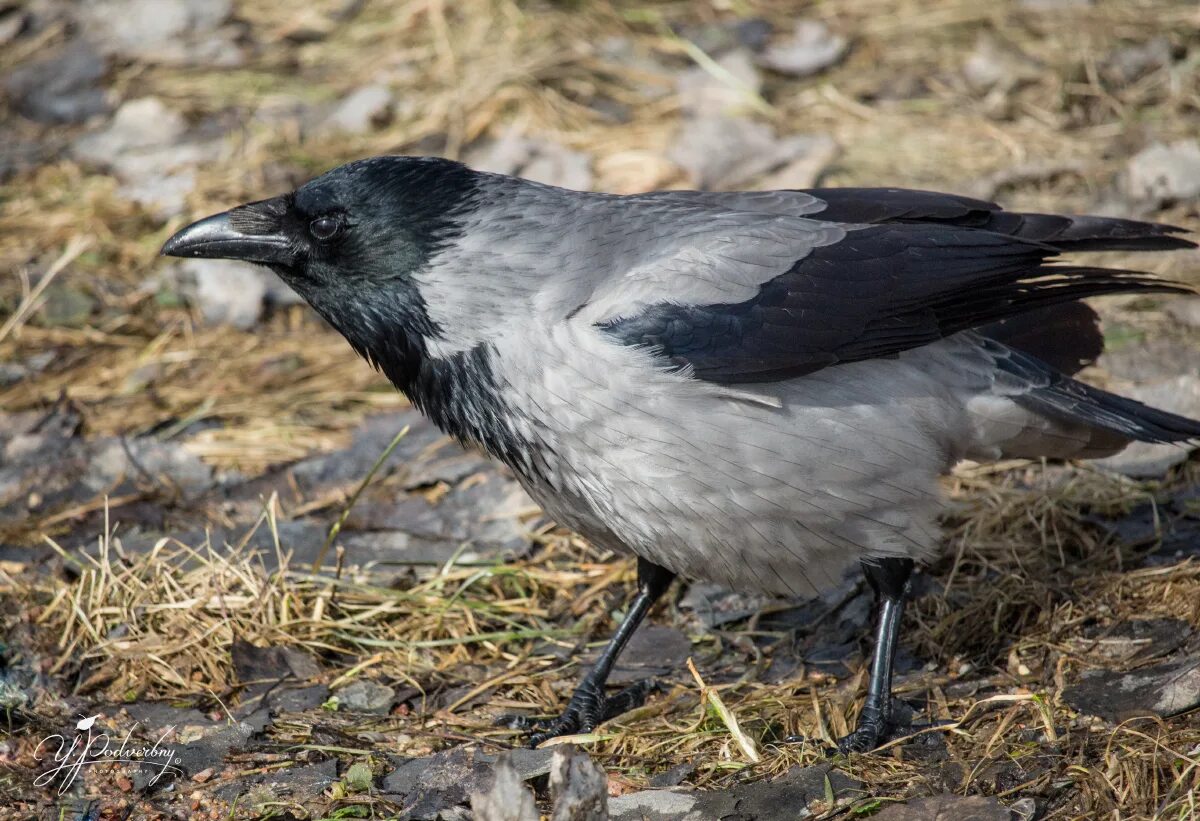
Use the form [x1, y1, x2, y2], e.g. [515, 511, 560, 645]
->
[1126, 140, 1200, 204]
[1064, 656, 1200, 722]
[872, 794, 1011, 820]
[76, 0, 243, 67]
[5, 39, 110, 124]
[757, 20, 847, 78]
[335, 679, 396, 714]
[323, 84, 394, 134]
[610, 765, 860, 820]
[465, 127, 592, 191]
[604, 624, 692, 686]
[181, 258, 270, 329]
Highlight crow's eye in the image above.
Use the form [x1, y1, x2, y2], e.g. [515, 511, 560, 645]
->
[309, 216, 343, 242]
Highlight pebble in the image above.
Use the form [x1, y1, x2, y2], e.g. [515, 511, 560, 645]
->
[757, 20, 847, 78]
[1126, 140, 1200, 204]
[322, 84, 394, 134]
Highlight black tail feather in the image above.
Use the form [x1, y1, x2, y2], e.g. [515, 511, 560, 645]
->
[1021, 375, 1200, 445]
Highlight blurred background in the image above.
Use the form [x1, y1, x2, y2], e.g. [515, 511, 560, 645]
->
[2, 0, 1198, 473]
[3, 2, 1200, 818]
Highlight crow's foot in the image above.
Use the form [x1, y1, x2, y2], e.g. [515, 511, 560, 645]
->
[497, 680, 653, 747]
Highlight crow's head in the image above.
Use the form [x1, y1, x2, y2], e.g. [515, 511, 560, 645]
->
[162, 156, 482, 368]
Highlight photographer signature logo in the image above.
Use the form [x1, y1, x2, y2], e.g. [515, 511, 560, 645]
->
[33, 715, 184, 795]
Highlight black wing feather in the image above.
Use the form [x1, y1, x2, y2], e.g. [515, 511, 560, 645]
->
[600, 223, 1189, 384]
[803, 188, 1196, 251]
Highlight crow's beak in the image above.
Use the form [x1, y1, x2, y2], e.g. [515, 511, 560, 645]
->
[161, 209, 296, 265]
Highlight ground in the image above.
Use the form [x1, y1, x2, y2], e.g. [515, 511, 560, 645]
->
[2, 1, 1200, 819]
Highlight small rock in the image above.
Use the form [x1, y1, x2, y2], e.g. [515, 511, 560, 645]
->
[470, 754, 538, 821]
[871, 794, 1011, 820]
[677, 49, 761, 116]
[757, 20, 847, 78]
[183, 258, 269, 329]
[1064, 656, 1200, 722]
[323, 84, 394, 134]
[604, 624, 691, 686]
[609, 790, 699, 821]
[73, 97, 187, 162]
[1165, 297, 1200, 329]
[1093, 375, 1200, 477]
[73, 97, 218, 218]
[962, 36, 1037, 93]
[670, 117, 831, 190]
[466, 127, 592, 191]
[76, 0, 242, 67]
[676, 18, 773, 57]
[192, 768, 214, 783]
[1104, 37, 1172, 85]
[334, 679, 396, 714]
[231, 639, 321, 686]
[678, 583, 767, 629]
[1126, 140, 1200, 204]
[5, 39, 109, 124]
[85, 437, 214, 499]
[550, 746, 607, 821]
[37, 284, 95, 327]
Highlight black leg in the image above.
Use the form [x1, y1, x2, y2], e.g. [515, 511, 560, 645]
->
[501, 557, 675, 746]
[837, 557, 913, 753]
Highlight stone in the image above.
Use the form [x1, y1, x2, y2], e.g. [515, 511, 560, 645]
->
[871, 794, 1011, 820]
[678, 583, 767, 629]
[1126, 140, 1200, 204]
[37, 284, 95, 327]
[670, 117, 831, 190]
[334, 679, 396, 714]
[74, 97, 187, 162]
[181, 258, 270, 329]
[757, 20, 847, 78]
[1165, 297, 1200, 329]
[609, 790, 700, 820]
[76, 0, 242, 67]
[470, 754, 538, 821]
[1063, 656, 1200, 722]
[962, 36, 1037, 93]
[1093, 375, 1200, 477]
[550, 746, 607, 821]
[5, 39, 109, 124]
[1104, 37, 1172, 85]
[231, 639, 321, 686]
[73, 97, 218, 218]
[466, 127, 593, 191]
[602, 624, 692, 686]
[85, 437, 214, 499]
[323, 84, 394, 134]
[383, 747, 496, 819]
[610, 764, 860, 820]
[676, 49, 761, 116]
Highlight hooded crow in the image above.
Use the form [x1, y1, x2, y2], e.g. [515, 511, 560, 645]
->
[163, 156, 1199, 752]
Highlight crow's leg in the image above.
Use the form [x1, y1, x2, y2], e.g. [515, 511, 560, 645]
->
[501, 557, 675, 746]
[836, 557, 914, 754]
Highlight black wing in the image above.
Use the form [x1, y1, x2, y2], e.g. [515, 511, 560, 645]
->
[802, 188, 1195, 252]
[599, 223, 1188, 384]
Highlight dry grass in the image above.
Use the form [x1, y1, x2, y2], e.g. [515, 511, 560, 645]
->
[3, 0, 1200, 818]
[6, 466, 1200, 818]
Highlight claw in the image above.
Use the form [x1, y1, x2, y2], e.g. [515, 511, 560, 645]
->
[502, 680, 656, 747]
